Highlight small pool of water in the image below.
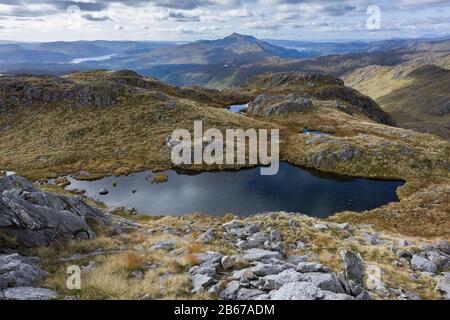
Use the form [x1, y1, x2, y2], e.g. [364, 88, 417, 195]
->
[64, 162, 403, 217]
[227, 104, 248, 113]
[70, 54, 117, 64]
[302, 128, 335, 136]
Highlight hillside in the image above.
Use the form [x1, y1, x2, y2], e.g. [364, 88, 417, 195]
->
[0, 70, 395, 178]
[2, 36, 449, 90]
[242, 72, 395, 126]
[101, 33, 313, 67]
[0, 70, 449, 237]
[1, 70, 449, 301]
[97, 33, 318, 86]
[145, 42, 450, 88]
[344, 64, 450, 139]
[266, 37, 450, 56]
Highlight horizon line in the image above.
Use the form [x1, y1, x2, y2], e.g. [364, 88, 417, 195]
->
[1, 32, 449, 44]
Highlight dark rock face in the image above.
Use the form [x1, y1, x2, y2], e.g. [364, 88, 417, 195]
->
[309, 141, 364, 167]
[0, 175, 109, 248]
[341, 250, 365, 285]
[247, 94, 313, 116]
[314, 85, 396, 126]
[428, 102, 450, 117]
[0, 78, 119, 109]
[245, 71, 396, 126]
[0, 71, 156, 111]
[247, 72, 344, 88]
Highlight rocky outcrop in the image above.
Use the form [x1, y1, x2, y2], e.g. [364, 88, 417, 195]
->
[341, 250, 365, 285]
[314, 85, 395, 125]
[308, 140, 364, 167]
[246, 72, 344, 88]
[2, 287, 58, 300]
[0, 254, 47, 290]
[0, 174, 109, 248]
[411, 255, 438, 274]
[188, 219, 371, 300]
[244, 71, 395, 125]
[0, 70, 160, 111]
[0, 77, 119, 110]
[150, 240, 176, 251]
[247, 94, 313, 116]
[428, 102, 450, 117]
[0, 253, 58, 300]
[436, 273, 450, 299]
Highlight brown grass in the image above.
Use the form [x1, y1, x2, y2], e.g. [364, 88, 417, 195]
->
[152, 174, 169, 184]
[124, 253, 146, 271]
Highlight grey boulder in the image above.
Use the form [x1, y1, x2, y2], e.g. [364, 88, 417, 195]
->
[269, 282, 323, 300]
[219, 281, 240, 300]
[236, 288, 266, 300]
[434, 241, 450, 255]
[0, 254, 47, 290]
[305, 272, 345, 293]
[321, 291, 356, 300]
[237, 232, 269, 250]
[197, 229, 216, 243]
[242, 249, 282, 262]
[263, 269, 305, 290]
[221, 220, 243, 231]
[2, 287, 58, 300]
[297, 262, 330, 273]
[194, 252, 223, 265]
[411, 255, 437, 274]
[191, 274, 215, 294]
[435, 273, 450, 299]
[189, 262, 219, 277]
[150, 240, 176, 251]
[341, 250, 365, 285]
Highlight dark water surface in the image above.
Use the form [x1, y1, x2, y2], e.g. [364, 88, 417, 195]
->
[65, 162, 404, 217]
[302, 128, 335, 136]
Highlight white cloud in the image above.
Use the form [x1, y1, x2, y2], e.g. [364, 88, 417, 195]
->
[0, 0, 449, 40]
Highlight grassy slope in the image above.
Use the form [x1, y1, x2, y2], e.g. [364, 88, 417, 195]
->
[344, 62, 450, 139]
[0, 70, 449, 237]
[0, 71, 257, 178]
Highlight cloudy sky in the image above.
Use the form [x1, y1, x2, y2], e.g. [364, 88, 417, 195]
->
[0, 0, 449, 42]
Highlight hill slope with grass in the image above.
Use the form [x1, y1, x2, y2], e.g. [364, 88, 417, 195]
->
[344, 64, 450, 139]
[108, 33, 313, 67]
[0, 70, 449, 238]
[0, 69, 449, 301]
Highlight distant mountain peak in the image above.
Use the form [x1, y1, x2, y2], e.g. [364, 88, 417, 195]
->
[224, 33, 257, 41]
